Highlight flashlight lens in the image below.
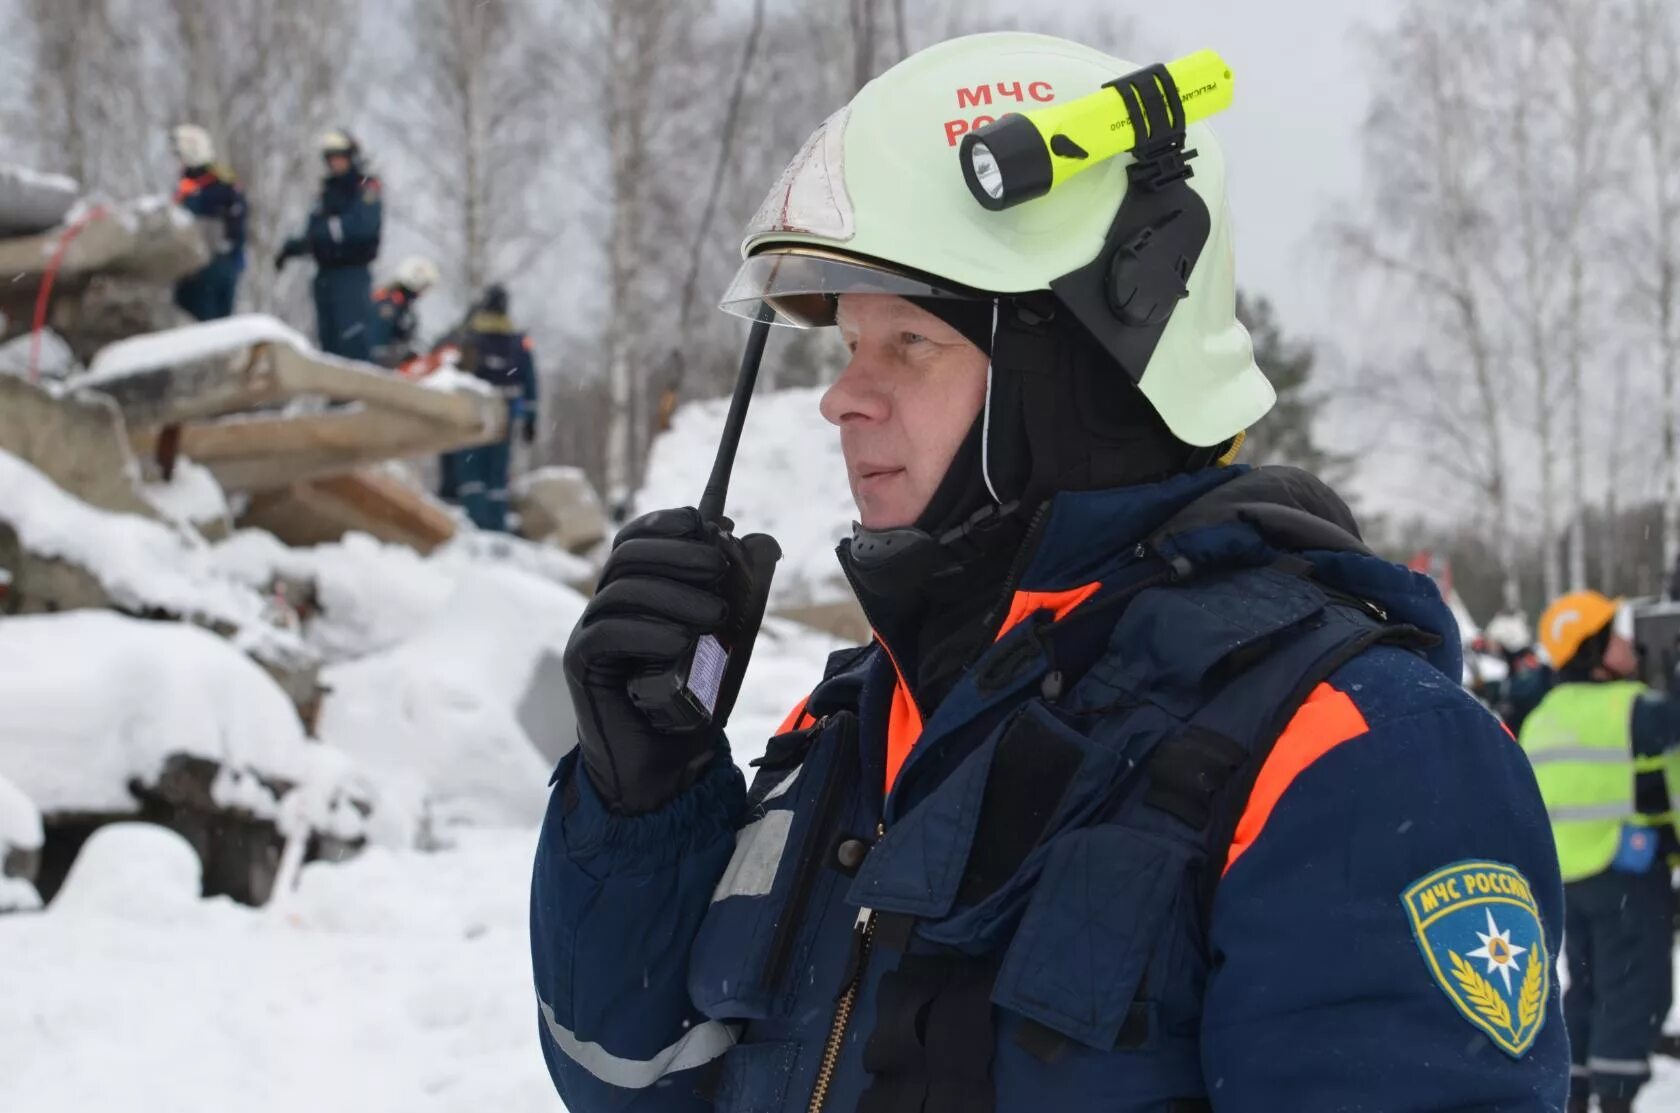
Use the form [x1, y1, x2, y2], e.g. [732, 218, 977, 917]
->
[970, 143, 1005, 201]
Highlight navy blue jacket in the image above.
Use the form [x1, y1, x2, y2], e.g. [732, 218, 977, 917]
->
[531, 467, 1569, 1112]
[368, 284, 419, 368]
[175, 168, 246, 264]
[462, 310, 537, 421]
[300, 171, 381, 268]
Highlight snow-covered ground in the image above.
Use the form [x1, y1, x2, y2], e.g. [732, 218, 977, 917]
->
[0, 610, 361, 833]
[0, 611, 843, 1113]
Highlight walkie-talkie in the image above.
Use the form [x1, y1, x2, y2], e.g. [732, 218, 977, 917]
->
[626, 309, 781, 733]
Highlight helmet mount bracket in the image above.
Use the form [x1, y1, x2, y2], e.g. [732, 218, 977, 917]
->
[1049, 64, 1212, 385]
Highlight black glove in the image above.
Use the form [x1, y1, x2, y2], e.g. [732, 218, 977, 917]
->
[274, 238, 305, 272]
[521, 415, 536, 445]
[563, 508, 780, 815]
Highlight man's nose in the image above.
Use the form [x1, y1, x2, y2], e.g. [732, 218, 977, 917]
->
[819, 351, 891, 428]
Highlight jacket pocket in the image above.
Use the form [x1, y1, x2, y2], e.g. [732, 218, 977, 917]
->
[991, 824, 1192, 1052]
[713, 1039, 800, 1113]
[690, 712, 859, 1019]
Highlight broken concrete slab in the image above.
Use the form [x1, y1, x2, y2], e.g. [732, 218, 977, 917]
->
[239, 469, 459, 555]
[75, 317, 505, 494]
[0, 375, 158, 520]
[511, 466, 608, 554]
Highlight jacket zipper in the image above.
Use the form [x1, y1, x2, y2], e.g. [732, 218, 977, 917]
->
[806, 821, 885, 1113]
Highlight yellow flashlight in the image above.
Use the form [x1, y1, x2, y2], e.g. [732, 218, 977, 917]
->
[960, 49, 1235, 211]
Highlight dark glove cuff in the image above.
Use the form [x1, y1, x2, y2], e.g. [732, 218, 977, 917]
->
[558, 741, 745, 867]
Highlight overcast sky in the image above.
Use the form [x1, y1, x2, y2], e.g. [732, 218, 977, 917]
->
[1119, 0, 1399, 341]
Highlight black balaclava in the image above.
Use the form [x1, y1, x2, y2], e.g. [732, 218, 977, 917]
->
[842, 292, 1212, 714]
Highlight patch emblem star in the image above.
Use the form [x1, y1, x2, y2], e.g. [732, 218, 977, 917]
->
[1402, 859, 1549, 1058]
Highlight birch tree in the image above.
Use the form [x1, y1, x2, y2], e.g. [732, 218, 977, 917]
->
[375, 0, 556, 300]
[14, 0, 159, 197]
[1627, 0, 1680, 578]
[1336, 2, 1525, 610]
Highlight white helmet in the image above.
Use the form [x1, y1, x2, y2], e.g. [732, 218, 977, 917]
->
[394, 255, 441, 294]
[171, 124, 215, 168]
[1485, 611, 1533, 655]
[320, 128, 357, 156]
[721, 32, 1272, 450]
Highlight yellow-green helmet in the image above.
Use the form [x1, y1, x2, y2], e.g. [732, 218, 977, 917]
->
[721, 31, 1273, 451]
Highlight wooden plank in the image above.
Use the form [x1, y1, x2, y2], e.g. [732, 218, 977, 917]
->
[240, 470, 457, 554]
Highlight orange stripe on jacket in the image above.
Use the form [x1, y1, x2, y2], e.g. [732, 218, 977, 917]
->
[882, 582, 1101, 796]
[994, 583, 1103, 642]
[774, 696, 814, 737]
[1222, 683, 1370, 875]
[881, 638, 924, 795]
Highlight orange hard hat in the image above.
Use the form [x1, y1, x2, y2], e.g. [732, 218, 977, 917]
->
[1538, 591, 1621, 669]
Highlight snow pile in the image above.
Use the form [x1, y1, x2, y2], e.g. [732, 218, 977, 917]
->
[638, 386, 854, 609]
[0, 829, 561, 1113]
[315, 564, 585, 843]
[0, 772, 43, 913]
[0, 773, 42, 855]
[214, 529, 457, 661]
[49, 824, 203, 924]
[0, 448, 301, 658]
[0, 611, 359, 824]
[438, 529, 593, 587]
[140, 457, 231, 531]
[211, 528, 591, 664]
[79, 313, 312, 384]
[0, 329, 77, 380]
[418, 364, 496, 399]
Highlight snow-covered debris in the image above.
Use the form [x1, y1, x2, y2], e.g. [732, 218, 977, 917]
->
[0, 611, 358, 822]
[0, 329, 77, 381]
[315, 565, 585, 844]
[0, 163, 79, 235]
[0, 447, 299, 658]
[0, 828, 560, 1112]
[211, 528, 593, 662]
[0, 773, 42, 855]
[638, 386, 854, 609]
[0, 772, 43, 913]
[436, 529, 593, 587]
[140, 457, 231, 533]
[416, 364, 496, 399]
[79, 314, 313, 384]
[49, 823, 203, 923]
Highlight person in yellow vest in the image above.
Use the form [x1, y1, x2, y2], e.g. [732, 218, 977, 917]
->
[1522, 591, 1680, 1113]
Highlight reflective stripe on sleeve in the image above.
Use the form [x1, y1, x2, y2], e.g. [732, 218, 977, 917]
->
[711, 809, 793, 902]
[538, 1000, 736, 1089]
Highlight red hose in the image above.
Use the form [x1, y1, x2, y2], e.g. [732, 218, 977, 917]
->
[28, 203, 108, 383]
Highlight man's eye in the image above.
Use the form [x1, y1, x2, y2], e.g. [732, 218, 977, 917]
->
[901, 331, 927, 345]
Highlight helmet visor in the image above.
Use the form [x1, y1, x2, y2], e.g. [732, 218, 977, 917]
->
[719, 249, 984, 328]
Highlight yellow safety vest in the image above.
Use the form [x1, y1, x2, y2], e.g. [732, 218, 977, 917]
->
[1518, 680, 1679, 882]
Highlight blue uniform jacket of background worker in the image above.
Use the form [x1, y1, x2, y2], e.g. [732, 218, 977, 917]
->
[530, 466, 1569, 1113]
[172, 167, 246, 321]
[284, 167, 383, 361]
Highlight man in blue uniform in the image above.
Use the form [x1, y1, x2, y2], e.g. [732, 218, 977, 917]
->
[452, 284, 536, 531]
[276, 129, 382, 360]
[368, 255, 440, 370]
[170, 125, 246, 321]
[533, 34, 1570, 1112]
